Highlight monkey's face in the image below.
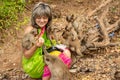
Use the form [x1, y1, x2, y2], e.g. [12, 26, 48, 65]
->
[44, 54, 56, 66]
[31, 28, 38, 36]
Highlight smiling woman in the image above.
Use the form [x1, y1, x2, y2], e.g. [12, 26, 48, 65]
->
[31, 2, 52, 29]
[22, 2, 52, 80]
[35, 16, 49, 28]
[22, 2, 72, 80]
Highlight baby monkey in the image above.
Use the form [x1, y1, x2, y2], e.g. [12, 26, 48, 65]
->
[43, 46, 71, 80]
[22, 28, 38, 50]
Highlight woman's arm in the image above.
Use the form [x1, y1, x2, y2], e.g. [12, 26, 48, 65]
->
[23, 45, 38, 59]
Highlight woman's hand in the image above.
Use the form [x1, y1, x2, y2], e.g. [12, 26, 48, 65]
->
[35, 37, 44, 47]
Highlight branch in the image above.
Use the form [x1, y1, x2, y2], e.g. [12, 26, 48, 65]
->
[88, 0, 112, 17]
[107, 19, 120, 33]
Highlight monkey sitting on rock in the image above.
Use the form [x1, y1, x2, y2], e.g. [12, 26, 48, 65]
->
[22, 28, 38, 50]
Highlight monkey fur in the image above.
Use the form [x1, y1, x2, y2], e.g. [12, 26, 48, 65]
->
[22, 28, 38, 50]
[44, 54, 71, 80]
[43, 46, 71, 80]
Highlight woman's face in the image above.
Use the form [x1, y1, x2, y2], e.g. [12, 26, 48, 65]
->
[35, 16, 49, 28]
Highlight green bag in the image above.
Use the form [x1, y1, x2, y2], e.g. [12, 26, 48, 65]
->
[22, 30, 52, 78]
[22, 48, 45, 78]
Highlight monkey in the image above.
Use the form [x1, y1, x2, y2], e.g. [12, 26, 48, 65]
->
[62, 22, 78, 41]
[44, 54, 71, 80]
[52, 8, 61, 19]
[61, 36, 83, 56]
[66, 14, 76, 23]
[22, 28, 38, 50]
[61, 22, 83, 56]
[43, 46, 71, 80]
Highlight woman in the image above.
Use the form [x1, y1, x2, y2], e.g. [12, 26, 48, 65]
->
[22, 2, 71, 80]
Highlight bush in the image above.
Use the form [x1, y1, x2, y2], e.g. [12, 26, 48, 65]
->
[0, 0, 25, 29]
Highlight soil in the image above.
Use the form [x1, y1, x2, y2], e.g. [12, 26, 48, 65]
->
[0, 0, 120, 80]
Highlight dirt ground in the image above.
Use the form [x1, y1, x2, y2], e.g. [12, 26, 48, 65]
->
[0, 0, 120, 80]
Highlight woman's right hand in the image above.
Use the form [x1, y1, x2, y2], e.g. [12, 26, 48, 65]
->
[35, 37, 44, 47]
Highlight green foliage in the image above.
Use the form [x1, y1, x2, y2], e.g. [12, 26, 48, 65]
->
[0, 0, 25, 29]
[15, 16, 29, 30]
